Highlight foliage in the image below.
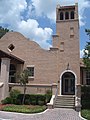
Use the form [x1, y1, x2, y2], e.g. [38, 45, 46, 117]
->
[17, 94, 51, 105]
[1, 97, 13, 104]
[1, 89, 21, 105]
[81, 86, 90, 119]
[81, 86, 90, 95]
[10, 89, 21, 104]
[16, 69, 30, 104]
[1, 92, 52, 106]
[81, 86, 90, 109]
[45, 90, 52, 103]
[0, 26, 9, 39]
[1, 105, 46, 113]
[10, 89, 20, 99]
[81, 109, 90, 120]
[83, 29, 90, 68]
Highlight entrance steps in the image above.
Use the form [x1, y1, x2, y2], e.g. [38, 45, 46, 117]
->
[54, 95, 75, 108]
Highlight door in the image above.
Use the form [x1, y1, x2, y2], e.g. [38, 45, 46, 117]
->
[63, 78, 75, 95]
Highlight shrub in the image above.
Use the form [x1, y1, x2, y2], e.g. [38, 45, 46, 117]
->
[45, 90, 52, 95]
[17, 94, 51, 105]
[10, 89, 20, 99]
[81, 86, 90, 109]
[81, 86, 90, 99]
[1, 97, 13, 104]
[37, 94, 46, 105]
[10, 89, 21, 104]
[2, 92, 52, 105]
[45, 90, 52, 103]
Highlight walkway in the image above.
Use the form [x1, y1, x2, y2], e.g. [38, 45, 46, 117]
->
[0, 108, 83, 120]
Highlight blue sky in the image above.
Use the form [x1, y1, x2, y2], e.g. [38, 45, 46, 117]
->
[0, 0, 90, 57]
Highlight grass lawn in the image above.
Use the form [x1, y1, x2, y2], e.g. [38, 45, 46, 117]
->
[0, 104, 47, 114]
[81, 109, 90, 120]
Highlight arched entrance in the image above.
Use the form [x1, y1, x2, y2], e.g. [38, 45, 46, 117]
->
[60, 70, 76, 95]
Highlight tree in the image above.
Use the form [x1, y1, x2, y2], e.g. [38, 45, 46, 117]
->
[16, 69, 30, 104]
[83, 29, 90, 68]
[0, 26, 9, 38]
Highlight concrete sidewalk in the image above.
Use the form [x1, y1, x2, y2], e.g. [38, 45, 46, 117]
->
[0, 108, 83, 120]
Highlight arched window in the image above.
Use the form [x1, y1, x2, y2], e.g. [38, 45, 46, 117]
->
[9, 64, 16, 83]
[65, 12, 69, 20]
[60, 12, 64, 20]
[71, 11, 74, 19]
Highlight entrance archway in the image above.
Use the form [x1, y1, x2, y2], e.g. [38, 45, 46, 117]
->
[60, 70, 77, 95]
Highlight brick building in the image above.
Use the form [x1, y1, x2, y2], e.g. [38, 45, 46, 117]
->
[0, 3, 89, 110]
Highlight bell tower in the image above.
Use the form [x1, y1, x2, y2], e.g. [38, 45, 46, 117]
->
[53, 3, 79, 50]
[52, 3, 80, 96]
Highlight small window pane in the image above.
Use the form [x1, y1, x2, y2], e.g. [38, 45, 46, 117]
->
[86, 70, 90, 85]
[27, 67, 34, 77]
[60, 12, 64, 20]
[71, 11, 74, 19]
[65, 12, 69, 19]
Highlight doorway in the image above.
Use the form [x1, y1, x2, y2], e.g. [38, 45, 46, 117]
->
[62, 72, 75, 95]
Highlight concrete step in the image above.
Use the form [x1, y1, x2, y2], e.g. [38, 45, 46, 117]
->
[54, 105, 74, 108]
[54, 95, 75, 108]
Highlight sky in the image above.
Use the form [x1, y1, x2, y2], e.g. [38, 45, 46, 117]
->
[0, 0, 90, 58]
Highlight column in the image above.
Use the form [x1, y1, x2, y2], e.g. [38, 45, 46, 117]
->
[0, 58, 10, 100]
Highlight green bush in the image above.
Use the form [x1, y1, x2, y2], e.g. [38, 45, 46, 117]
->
[81, 86, 90, 109]
[1, 92, 52, 105]
[37, 94, 46, 105]
[10, 89, 21, 98]
[1, 97, 13, 104]
[45, 90, 52, 103]
[10, 89, 21, 104]
[81, 86, 90, 93]
[17, 94, 51, 105]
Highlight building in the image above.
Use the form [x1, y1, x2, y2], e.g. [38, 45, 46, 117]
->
[0, 3, 89, 110]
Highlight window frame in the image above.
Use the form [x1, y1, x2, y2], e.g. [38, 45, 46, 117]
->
[70, 11, 74, 19]
[60, 12, 64, 20]
[65, 12, 69, 20]
[86, 70, 90, 85]
[27, 65, 35, 78]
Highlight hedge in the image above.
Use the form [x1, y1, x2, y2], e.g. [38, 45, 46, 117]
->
[2, 94, 52, 105]
[81, 86, 90, 109]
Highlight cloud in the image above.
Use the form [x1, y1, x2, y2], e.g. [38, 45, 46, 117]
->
[78, 0, 90, 26]
[0, 0, 90, 50]
[0, 0, 53, 49]
[18, 19, 53, 49]
[30, 0, 90, 26]
[80, 49, 84, 58]
[0, 0, 27, 28]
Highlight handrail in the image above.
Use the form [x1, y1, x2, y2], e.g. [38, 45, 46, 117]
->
[53, 82, 59, 107]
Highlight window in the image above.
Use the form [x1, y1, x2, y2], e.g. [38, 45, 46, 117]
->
[27, 67, 34, 77]
[8, 44, 15, 52]
[86, 70, 90, 85]
[60, 12, 64, 20]
[9, 64, 16, 83]
[70, 11, 74, 19]
[65, 12, 69, 19]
